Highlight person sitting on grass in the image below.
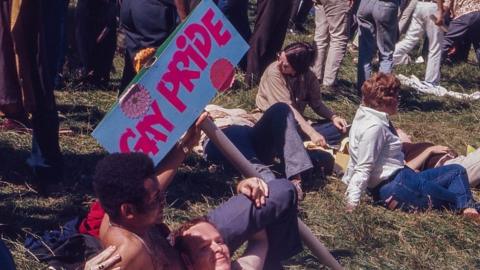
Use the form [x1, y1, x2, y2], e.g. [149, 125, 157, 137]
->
[396, 129, 480, 188]
[255, 42, 349, 147]
[255, 42, 349, 177]
[343, 73, 480, 217]
[93, 115, 343, 270]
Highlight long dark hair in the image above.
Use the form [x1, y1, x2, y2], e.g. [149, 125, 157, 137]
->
[283, 42, 317, 75]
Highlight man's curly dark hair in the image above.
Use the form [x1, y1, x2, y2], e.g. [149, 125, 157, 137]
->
[93, 153, 155, 221]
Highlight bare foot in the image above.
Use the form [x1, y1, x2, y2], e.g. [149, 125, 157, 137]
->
[462, 208, 480, 221]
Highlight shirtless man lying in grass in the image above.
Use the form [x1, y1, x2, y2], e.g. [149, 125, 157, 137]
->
[93, 115, 342, 270]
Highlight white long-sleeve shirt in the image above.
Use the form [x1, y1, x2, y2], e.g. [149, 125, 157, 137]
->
[342, 106, 404, 206]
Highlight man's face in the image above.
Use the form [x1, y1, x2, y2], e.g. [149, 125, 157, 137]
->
[137, 178, 166, 226]
[182, 222, 231, 270]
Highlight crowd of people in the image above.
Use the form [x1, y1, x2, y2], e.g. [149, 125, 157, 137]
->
[1, 0, 480, 269]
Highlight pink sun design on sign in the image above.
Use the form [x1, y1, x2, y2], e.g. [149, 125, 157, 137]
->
[210, 58, 235, 92]
[120, 84, 152, 119]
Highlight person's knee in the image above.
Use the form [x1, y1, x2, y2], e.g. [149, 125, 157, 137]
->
[267, 179, 297, 209]
[267, 102, 291, 116]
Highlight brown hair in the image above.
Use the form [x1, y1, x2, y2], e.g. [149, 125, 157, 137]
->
[283, 42, 317, 74]
[361, 73, 400, 109]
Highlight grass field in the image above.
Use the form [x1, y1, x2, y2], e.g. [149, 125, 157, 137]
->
[1, 17, 480, 270]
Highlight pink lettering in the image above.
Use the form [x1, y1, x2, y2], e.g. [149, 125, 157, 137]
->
[133, 101, 175, 155]
[176, 35, 208, 70]
[184, 23, 212, 58]
[119, 128, 136, 153]
[201, 9, 231, 46]
[157, 49, 201, 112]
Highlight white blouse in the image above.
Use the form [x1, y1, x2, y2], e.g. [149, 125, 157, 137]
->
[342, 106, 405, 206]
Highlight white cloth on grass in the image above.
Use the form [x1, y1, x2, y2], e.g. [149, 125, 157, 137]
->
[397, 74, 480, 100]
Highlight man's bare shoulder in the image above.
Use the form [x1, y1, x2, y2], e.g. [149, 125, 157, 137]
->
[102, 227, 155, 270]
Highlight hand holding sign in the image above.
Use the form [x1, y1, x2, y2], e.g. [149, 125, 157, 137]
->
[92, 0, 248, 165]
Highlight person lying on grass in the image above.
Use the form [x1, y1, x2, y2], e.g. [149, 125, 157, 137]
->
[93, 115, 343, 270]
[397, 129, 480, 188]
[343, 73, 480, 217]
[202, 102, 315, 200]
[173, 217, 268, 270]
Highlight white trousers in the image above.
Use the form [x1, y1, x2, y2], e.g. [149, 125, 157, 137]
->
[393, 2, 443, 85]
[312, 0, 349, 86]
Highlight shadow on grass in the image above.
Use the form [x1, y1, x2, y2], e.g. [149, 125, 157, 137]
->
[398, 86, 471, 112]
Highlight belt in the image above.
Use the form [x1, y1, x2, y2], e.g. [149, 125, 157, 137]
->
[367, 168, 402, 200]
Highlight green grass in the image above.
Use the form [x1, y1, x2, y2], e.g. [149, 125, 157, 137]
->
[2, 18, 480, 270]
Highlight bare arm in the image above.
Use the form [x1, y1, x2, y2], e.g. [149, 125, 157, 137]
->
[155, 113, 208, 190]
[405, 145, 450, 171]
[232, 230, 268, 270]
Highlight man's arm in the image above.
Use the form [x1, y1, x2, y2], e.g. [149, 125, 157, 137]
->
[155, 113, 208, 190]
[232, 230, 268, 270]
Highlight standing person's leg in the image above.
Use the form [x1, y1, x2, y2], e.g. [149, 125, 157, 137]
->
[0, 0, 28, 123]
[441, 16, 470, 62]
[357, 0, 377, 89]
[398, 0, 417, 35]
[29, 0, 64, 190]
[75, 0, 94, 79]
[466, 12, 480, 65]
[246, 0, 293, 85]
[423, 3, 443, 85]
[289, 0, 302, 25]
[251, 103, 313, 180]
[218, 0, 251, 42]
[373, 0, 399, 75]
[312, 4, 330, 82]
[208, 179, 302, 270]
[294, 0, 314, 30]
[321, 0, 350, 86]
[393, 5, 423, 65]
[92, 1, 117, 85]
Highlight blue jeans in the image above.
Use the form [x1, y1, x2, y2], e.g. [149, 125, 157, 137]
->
[377, 165, 473, 212]
[357, 0, 399, 88]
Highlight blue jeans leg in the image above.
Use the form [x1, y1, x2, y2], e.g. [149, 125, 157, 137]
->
[378, 166, 473, 212]
[373, 0, 398, 74]
[418, 164, 472, 210]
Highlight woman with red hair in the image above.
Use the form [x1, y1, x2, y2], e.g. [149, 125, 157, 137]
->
[342, 73, 479, 218]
